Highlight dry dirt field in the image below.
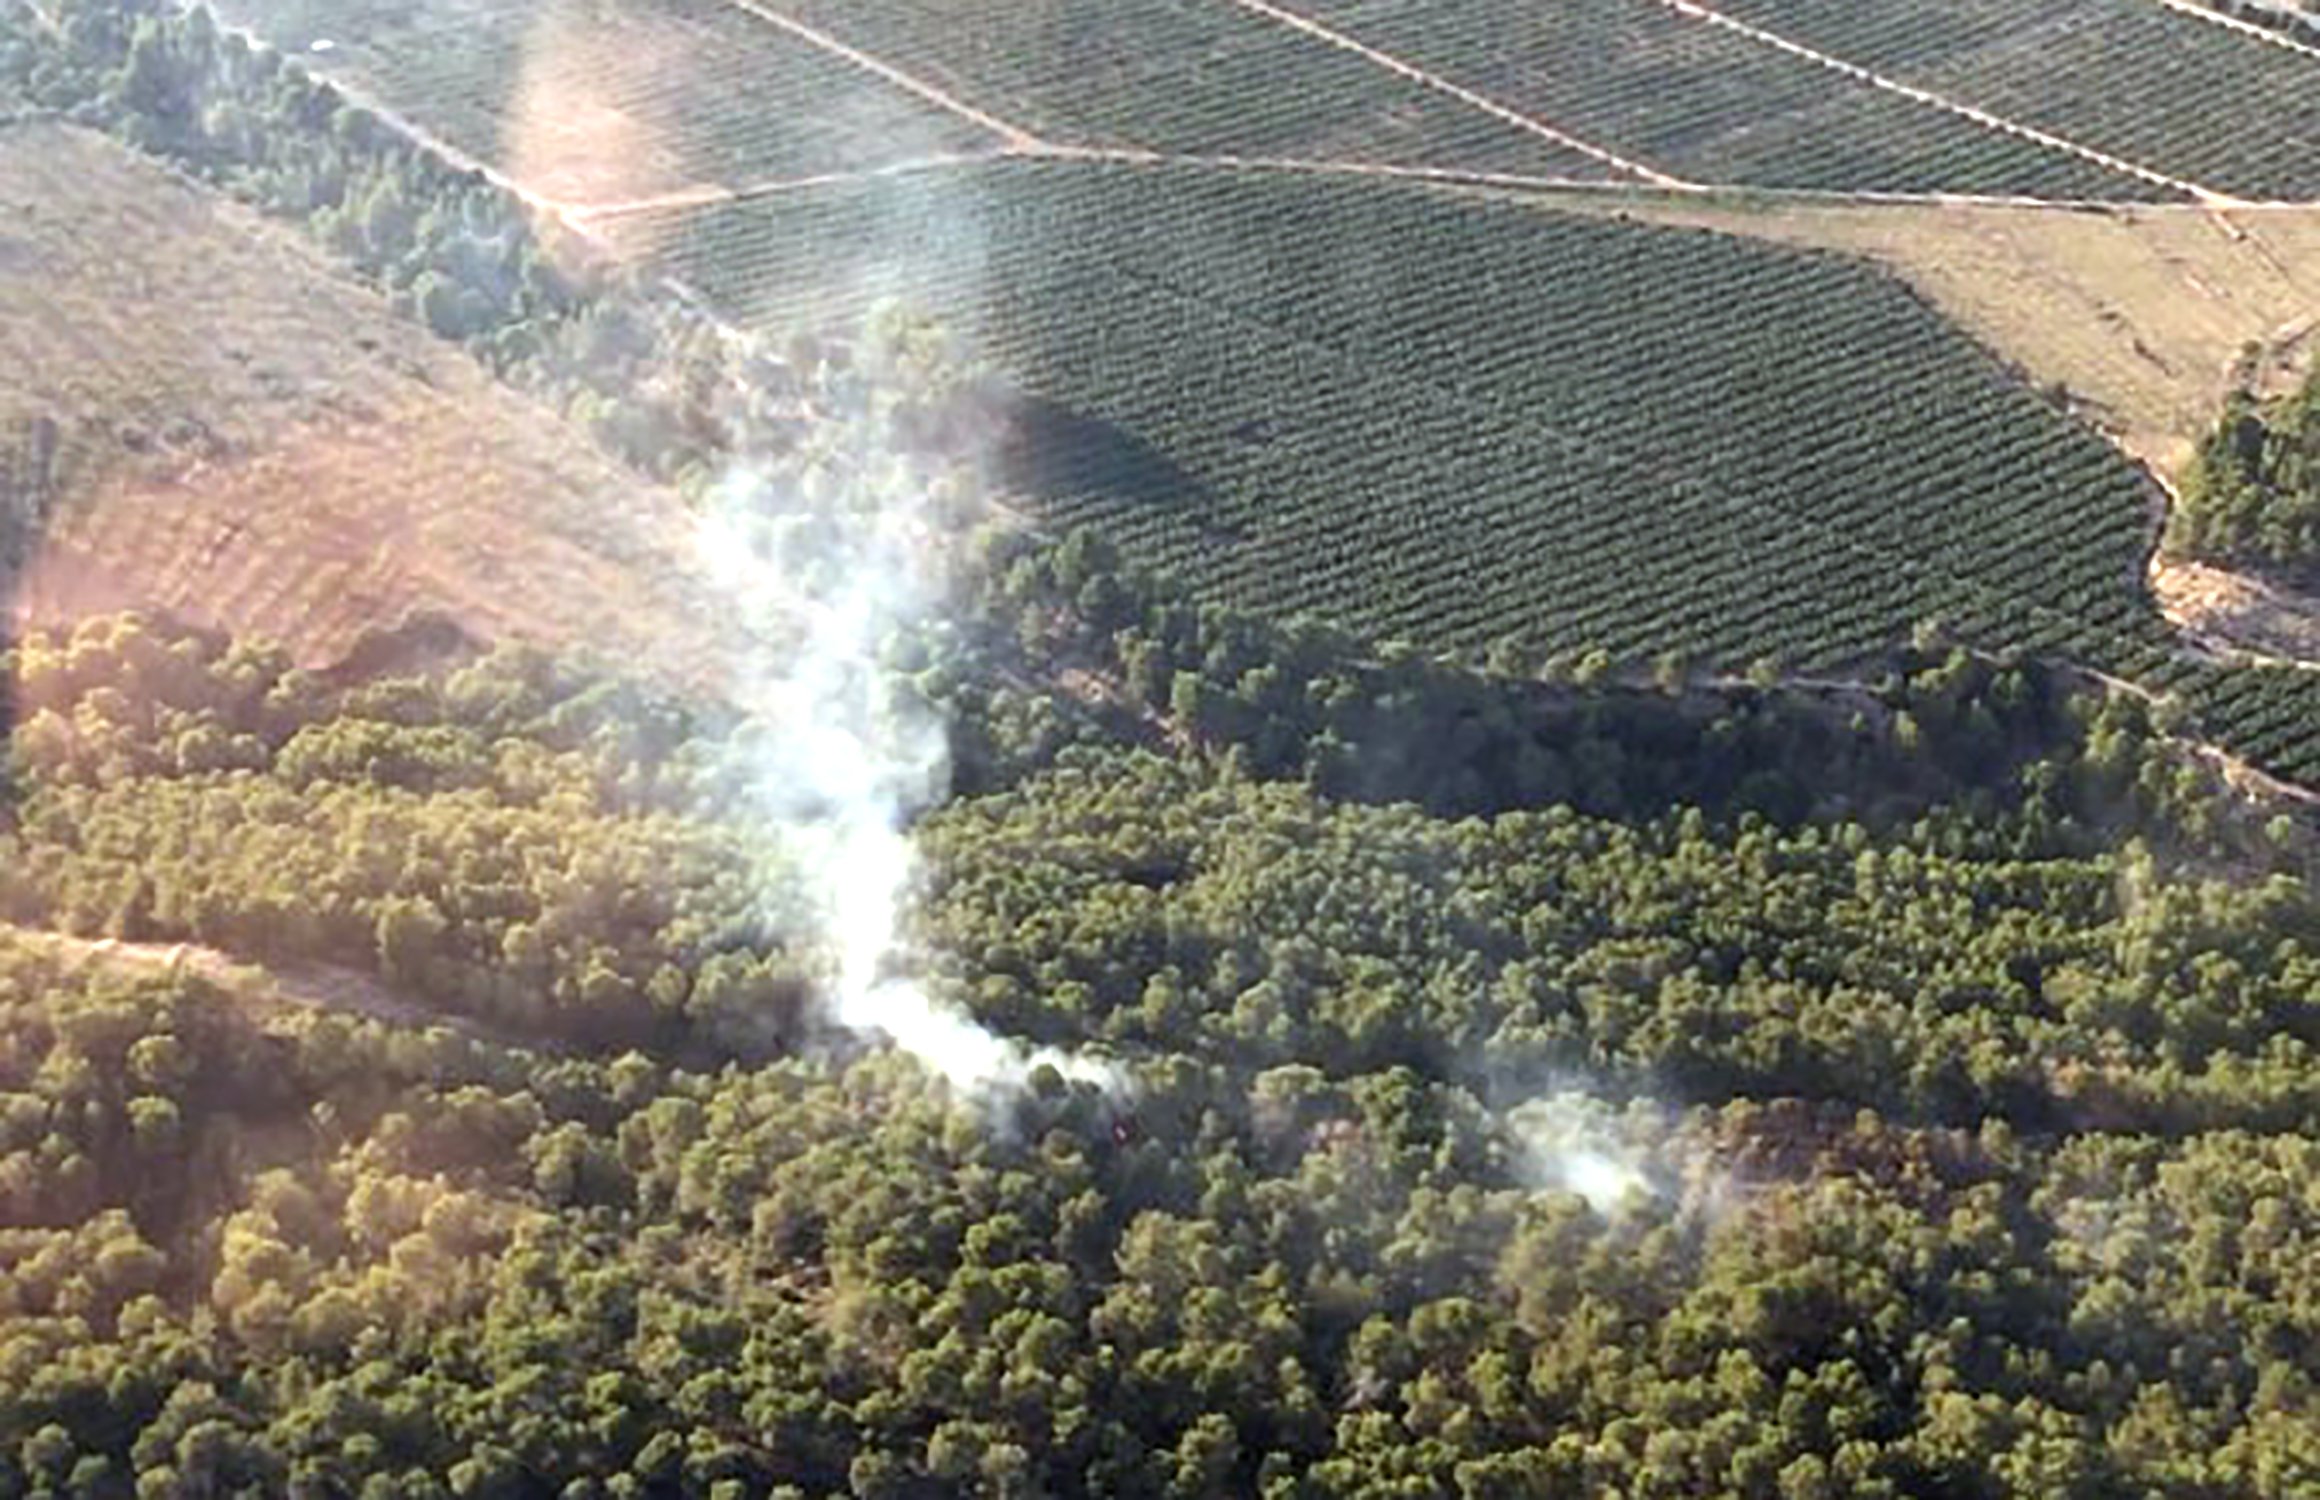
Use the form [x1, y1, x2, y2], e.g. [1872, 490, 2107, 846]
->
[2149, 554, 2320, 665]
[1564, 195, 2320, 484]
[0, 119, 729, 682]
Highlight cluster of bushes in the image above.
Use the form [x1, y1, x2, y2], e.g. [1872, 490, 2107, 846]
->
[2169, 360, 2320, 571]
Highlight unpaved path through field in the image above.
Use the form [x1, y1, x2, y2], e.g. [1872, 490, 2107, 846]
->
[2076, 663, 2320, 807]
[564, 153, 1002, 223]
[573, 148, 1637, 226]
[719, 0, 1044, 150]
[1650, 0, 2245, 206]
[1218, 0, 1695, 188]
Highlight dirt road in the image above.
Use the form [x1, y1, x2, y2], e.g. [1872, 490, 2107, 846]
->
[7, 926, 556, 1050]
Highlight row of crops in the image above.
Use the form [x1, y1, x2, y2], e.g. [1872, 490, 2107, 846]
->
[1694, 0, 2320, 201]
[1297, 0, 2158, 199]
[619, 155, 2320, 786]
[2183, 662, 2320, 789]
[759, 0, 1618, 179]
[237, 0, 2319, 205]
[205, 0, 996, 202]
[609, 159, 2171, 678]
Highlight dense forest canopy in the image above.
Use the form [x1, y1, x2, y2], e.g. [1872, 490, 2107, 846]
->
[3, 556, 2320, 1496]
[9, 1, 2320, 1497]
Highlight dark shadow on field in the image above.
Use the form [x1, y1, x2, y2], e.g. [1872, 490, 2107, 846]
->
[993, 395, 1213, 515]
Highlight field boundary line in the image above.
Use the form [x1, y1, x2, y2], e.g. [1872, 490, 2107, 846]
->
[1036, 144, 2160, 211]
[718, 0, 1045, 150]
[1217, 0, 1699, 189]
[1652, 0, 2247, 206]
[571, 141, 2320, 229]
[1176, 154, 2169, 210]
[1034, 142, 1647, 193]
[2150, 0, 2320, 61]
[564, 182, 741, 220]
[565, 153, 1005, 221]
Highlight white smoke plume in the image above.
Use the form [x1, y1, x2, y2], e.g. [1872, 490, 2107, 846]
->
[1503, 1091, 1750, 1223]
[1504, 1093, 1659, 1213]
[697, 338, 1118, 1104]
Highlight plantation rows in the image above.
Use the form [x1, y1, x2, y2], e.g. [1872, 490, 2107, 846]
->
[762, 0, 1615, 178]
[619, 160, 2171, 676]
[1295, 0, 2158, 199]
[237, 0, 2319, 204]
[1699, 0, 2320, 200]
[206, 0, 994, 202]
[2181, 663, 2320, 788]
[632, 154, 2320, 783]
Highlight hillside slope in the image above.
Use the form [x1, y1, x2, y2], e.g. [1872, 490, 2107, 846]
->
[0, 120, 726, 680]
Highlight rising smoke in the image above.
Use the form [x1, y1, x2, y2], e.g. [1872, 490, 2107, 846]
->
[493, 0, 1111, 1101]
[699, 334, 1119, 1105]
[1504, 1092, 1660, 1213]
[1504, 1090, 1751, 1223]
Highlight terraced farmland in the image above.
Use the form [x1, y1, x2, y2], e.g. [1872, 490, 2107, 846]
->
[607, 159, 2172, 675]
[1694, 0, 2320, 201]
[205, 0, 1001, 204]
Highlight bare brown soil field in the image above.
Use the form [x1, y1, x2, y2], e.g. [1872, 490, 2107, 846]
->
[0, 120, 727, 682]
[1565, 196, 2320, 483]
[2150, 555, 2320, 665]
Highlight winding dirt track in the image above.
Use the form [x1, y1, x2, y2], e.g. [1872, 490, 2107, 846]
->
[568, 143, 2196, 232]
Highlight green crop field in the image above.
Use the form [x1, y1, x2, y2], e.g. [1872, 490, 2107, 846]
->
[241, 0, 2320, 204]
[209, 0, 2320, 788]
[220, 0, 2320, 789]
[1287, 0, 2157, 199]
[606, 155, 2320, 788]
[762, 0, 1624, 178]
[608, 159, 2170, 671]
[1690, 0, 2320, 201]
